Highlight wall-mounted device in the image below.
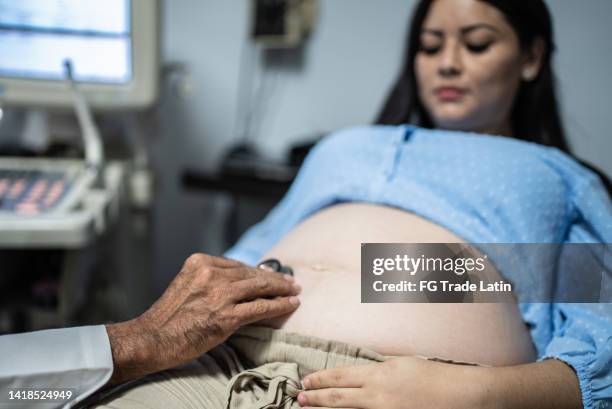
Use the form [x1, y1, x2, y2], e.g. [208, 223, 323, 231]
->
[251, 0, 317, 49]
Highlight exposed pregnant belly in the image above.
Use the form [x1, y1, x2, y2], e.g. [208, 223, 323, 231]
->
[260, 203, 536, 366]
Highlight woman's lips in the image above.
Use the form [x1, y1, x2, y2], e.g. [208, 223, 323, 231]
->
[435, 87, 466, 101]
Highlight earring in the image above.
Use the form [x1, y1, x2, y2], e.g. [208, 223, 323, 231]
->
[522, 69, 535, 81]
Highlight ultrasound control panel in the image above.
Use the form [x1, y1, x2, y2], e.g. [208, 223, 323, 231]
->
[0, 158, 123, 248]
[0, 169, 72, 214]
[0, 158, 94, 216]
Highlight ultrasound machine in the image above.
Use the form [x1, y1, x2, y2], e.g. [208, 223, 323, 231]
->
[0, 0, 158, 247]
[0, 1, 159, 331]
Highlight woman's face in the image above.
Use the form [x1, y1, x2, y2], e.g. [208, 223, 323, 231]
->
[415, 0, 540, 136]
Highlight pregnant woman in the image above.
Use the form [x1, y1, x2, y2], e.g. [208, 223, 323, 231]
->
[95, 0, 612, 408]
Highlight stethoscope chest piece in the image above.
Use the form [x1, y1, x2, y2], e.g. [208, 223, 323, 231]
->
[257, 258, 294, 276]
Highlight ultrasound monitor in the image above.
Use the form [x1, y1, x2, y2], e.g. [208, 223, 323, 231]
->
[0, 0, 158, 221]
[0, 0, 159, 110]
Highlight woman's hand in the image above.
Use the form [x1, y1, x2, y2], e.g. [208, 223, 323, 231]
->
[298, 357, 583, 409]
[297, 356, 486, 409]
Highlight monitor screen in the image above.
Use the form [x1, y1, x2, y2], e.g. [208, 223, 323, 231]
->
[0, 0, 131, 84]
[0, 0, 158, 110]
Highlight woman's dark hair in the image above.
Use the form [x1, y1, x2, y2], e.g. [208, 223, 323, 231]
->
[376, 0, 612, 195]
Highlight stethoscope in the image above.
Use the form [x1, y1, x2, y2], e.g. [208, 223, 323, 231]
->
[257, 258, 294, 276]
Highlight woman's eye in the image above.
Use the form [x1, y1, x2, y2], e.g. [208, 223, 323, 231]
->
[419, 45, 441, 55]
[466, 42, 491, 53]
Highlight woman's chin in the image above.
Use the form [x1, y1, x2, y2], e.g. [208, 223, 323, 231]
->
[431, 114, 490, 134]
[432, 119, 475, 133]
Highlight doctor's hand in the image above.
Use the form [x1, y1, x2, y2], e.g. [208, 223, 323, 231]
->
[297, 356, 486, 409]
[105, 253, 301, 385]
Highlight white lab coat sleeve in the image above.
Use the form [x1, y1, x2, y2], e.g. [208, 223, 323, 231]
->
[0, 325, 113, 408]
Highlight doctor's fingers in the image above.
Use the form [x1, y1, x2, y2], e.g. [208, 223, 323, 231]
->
[227, 265, 295, 283]
[183, 259, 287, 284]
[200, 265, 293, 287]
[183, 253, 245, 270]
[231, 276, 301, 302]
[233, 296, 300, 326]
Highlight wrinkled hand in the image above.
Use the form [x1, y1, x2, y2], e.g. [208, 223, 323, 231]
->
[106, 253, 301, 384]
[297, 356, 486, 409]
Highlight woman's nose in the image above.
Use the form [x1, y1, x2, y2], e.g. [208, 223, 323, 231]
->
[438, 43, 462, 77]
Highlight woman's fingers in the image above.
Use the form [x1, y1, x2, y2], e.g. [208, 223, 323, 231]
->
[303, 365, 371, 389]
[300, 407, 358, 409]
[297, 388, 367, 408]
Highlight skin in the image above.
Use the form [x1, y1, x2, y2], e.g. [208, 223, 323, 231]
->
[105, 253, 301, 384]
[298, 1, 582, 408]
[261, 203, 537, 366]
[414, 0, 544, 136]
[298, 358, 582, 409]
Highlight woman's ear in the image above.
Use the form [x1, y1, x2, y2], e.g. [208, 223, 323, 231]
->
[521, 37, 545, 82]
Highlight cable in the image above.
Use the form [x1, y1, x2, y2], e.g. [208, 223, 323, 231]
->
[63, 59, 104, 183]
